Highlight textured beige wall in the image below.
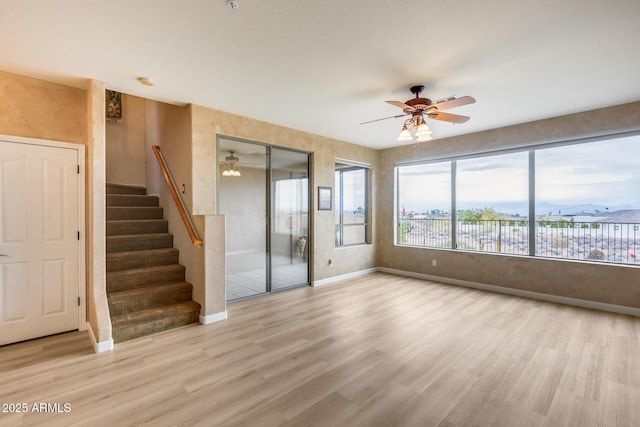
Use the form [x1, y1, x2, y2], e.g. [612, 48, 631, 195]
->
[145, 101, 164, 196]
[204, 215, 225, 315]
[144, 101, 208, 311]
[377, 101, 640, 308]
[106, 94, 146, 186]
[218, 164, 267, 263]
[86, 79, 111, 344]
[0, 69, 86, 144]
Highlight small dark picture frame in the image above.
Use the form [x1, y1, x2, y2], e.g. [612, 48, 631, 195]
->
[318, 186, 332, 211]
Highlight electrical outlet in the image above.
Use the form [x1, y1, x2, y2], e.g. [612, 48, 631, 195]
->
[432, 259, 437, 267]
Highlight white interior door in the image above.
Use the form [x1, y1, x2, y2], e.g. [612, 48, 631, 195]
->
[0, 140, 80, 346]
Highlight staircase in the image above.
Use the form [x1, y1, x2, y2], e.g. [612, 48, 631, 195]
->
[106, 183, 201, 343]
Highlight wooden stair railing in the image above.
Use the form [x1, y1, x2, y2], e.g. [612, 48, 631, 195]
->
[152, 145, 203, 247]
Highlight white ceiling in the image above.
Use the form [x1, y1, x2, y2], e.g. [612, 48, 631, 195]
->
[1, 0, 639, 149]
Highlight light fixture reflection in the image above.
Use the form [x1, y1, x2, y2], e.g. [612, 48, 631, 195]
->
[221, 165, 241, 177]
[221, 151, 242, 177]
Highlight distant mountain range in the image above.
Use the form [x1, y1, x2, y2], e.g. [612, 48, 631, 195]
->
[410, 202, 640, 216]
[534, 202, 640, 216]
[475, 202, 640, 216]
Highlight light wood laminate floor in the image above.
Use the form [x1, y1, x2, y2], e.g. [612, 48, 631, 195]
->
[1, 272, 639, 426]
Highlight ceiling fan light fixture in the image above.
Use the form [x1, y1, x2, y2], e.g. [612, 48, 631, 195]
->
[363, 85, 476, 144]
[397, 124, 413, 141]
[415, 121, 432, 137]
[413, 115, 432, 136]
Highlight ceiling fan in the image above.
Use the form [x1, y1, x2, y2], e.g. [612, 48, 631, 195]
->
[362, 85, 476, 142]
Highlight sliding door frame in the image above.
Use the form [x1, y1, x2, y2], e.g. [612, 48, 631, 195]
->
[216, 135, 311, 301]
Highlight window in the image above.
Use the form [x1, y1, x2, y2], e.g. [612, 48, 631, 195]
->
[397, 161, 451, 248]
[456, 152, 529, 254]
[335, 160, 369, 246]
[395, 132, 640, 265]
[535, 137, 639, 263]
[274, 177, 308, 235]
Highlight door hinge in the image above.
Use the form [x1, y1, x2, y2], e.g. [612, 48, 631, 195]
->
[77, 231, 80, 240]
[77, 297, 81, 306]
[77, 165, 80, 174]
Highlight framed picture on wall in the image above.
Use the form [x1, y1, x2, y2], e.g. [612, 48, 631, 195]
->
[318, 186, 332, 211]
[106, 90, 122, 120]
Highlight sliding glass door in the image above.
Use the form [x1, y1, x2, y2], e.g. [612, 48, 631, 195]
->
[270, 147, 310, 291]
[218, 138, 310, 301]
[218, 140, 268, 300]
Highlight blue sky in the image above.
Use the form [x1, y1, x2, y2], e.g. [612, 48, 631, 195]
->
[398, 134, 640, 214]
[536, 136, 639, 207]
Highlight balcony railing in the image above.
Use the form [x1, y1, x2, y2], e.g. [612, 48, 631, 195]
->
[398, 218, 640, 265]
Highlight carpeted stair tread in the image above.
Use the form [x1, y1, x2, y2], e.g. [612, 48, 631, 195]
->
[107, 206, 164, 220]
[107, 264, 186, 291]
[111, 301, 201, 343]
[106, 183, 147, 195]
[107, 248, 179, 272]
[108, 282, 194, 316]
[111, 301, 200, 326]
[106, 233, 173, 253]
[105, 182, 200, 344]
[107, 194, 159, 207]
[107, 219, 169, 236]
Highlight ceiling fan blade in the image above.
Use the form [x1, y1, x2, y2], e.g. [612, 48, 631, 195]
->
[385, 100, 415, 111]
[360, 113, 408, 125]
[238, 161, 264, 166]
[427, 111, 470, 124]
[430, 96, 476, 111]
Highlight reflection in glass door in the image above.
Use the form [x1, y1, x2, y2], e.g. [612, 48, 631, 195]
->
[270, 148, 310, 291]
[218, 138, 310, 301]
[218, 139, 268, 300]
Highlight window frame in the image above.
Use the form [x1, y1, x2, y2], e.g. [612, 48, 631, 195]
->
[335, 161, 370, 247]
[394, 130, 640, 266]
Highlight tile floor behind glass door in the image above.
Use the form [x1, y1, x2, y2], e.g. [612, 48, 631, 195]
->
[226, 252, 308, 300]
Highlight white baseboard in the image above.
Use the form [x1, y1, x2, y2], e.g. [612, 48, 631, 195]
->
[312, 268, 378, 287]
[377, 267, 640, 317]
[87, 323, 114, 353]
[200, 311, 228, 325]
